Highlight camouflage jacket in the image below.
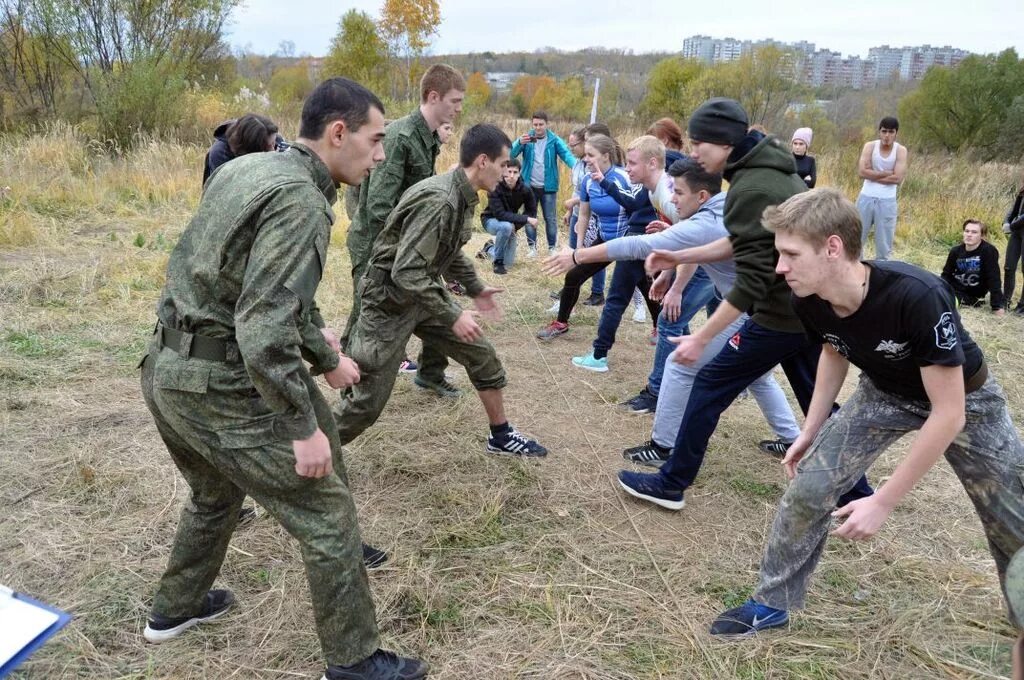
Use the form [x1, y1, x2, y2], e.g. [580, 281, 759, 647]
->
[347, 109, 439, 266]
[156, 143, 338, 440]
[367, 168, 484, 326]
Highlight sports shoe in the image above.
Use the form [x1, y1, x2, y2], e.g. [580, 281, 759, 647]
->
[758, 438, 793, 457]
[536, 321, 568, 340]
[572, 351, 608, 372]
[632, 303, 647, 323]
[617, 470, 684, 510]
[648, 329, 658, 346]
[582, 293, 605, 306]
[493, 261, 507, 275]
[546, 301, 560, 314]
[413, 375, 461, 398]
[620, 387, 656, 414]
[622, 439, 670, 467]
[486, 427, 548, 457]
[324, 648, 430, 680]
[710, 599, 789, 637]
[237, 505, 258, 526]
[398, 358, 418, 374]
[143, 589, 235, 643]
[527, 246, 538, 258]
[476, 239, 494, 260]
[362, 543, 388, 569]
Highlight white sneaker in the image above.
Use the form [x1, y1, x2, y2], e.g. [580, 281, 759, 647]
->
[527, 247, 538, 258]
[632, 303, 647, 324]
[547, 300, 560, 314]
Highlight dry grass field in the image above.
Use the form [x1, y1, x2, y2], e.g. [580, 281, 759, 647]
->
[1, 124, 1023, 679]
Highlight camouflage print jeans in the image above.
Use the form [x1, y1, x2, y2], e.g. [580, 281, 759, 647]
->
[755, 374, 1024, 613]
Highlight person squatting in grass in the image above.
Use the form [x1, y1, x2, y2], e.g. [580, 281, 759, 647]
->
[202, 112, 284, 187]
[140, 77, 430, 680]
[341, 64, 465, 392]
[544, 158, 801, 467]
[332, 124, 548, 459]
[536, 134, 635, 340]
[709, 188, 1024, 638]
[479, 157, 538, 275]
[940, 219, 1005, 315]
[616, 97, 875, 512]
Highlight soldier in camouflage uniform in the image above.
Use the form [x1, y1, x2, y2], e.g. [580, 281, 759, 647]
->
[342, 64, 465, 397]
[334, 124, 547, 458]
[710, 189, 1024, 638]
[139, 77, 429, 680]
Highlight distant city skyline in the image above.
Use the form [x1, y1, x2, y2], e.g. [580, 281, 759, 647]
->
[227, 0, 1023, 59]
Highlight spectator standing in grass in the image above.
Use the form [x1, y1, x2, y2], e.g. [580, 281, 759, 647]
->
[1002, 177, 1024, 313]
[791, 127, 816, 189]
[940, 219, 1005, 315]
[647, 117, 687, 170]
[562, 126, 606, 305]
[856, 116, 908, 260]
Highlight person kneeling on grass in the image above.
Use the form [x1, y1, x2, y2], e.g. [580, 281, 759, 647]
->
[710, 188, 1024, 637]
[940, 218, 1005, 316]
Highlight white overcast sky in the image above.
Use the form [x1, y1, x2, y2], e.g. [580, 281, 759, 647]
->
[228, 0, 1023, 59]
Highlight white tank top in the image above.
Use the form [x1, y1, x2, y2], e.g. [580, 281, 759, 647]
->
[860, 140, 901, 199]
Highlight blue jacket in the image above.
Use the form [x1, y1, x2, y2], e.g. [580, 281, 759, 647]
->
[510, 131, 577, 193]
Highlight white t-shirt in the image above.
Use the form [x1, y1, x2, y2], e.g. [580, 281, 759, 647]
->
[648, 171, 679, 223]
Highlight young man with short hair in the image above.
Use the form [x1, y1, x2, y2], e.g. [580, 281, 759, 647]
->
[140, 77, 429, 679]
[334, 124, 548, 459]
[479, 158, 537, 274]
[616, 98, 873, 511]
[940, 219, 1005, 315]
[510, 110, 577, 256]
[342, 63, 465, 395]
[711, 188, 1024, 637]
[856, 116, 908, 260]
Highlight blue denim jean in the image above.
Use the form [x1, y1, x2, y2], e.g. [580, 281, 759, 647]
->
[483, 218, 518, 266]
[526, 189, 558, 250]
[648, 267, 715, 396]
[569, 213, 604, 296]
[592, 260, 660, 357]
[658, 318, 874, 505]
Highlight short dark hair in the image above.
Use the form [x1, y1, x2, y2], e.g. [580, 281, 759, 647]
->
[963, 218, 986, 236]
[460, 123, 511, 167]
[585, 122, 611, 139]
[227, 114, 278, 156]
[299, 77, 385, 139]
[504, 158, 521, 169]
[879, 116, 899, 131]
[667, 157, 722, 195]
[531, 111, 548, 122]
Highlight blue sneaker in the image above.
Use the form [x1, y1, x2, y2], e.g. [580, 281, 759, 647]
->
[616, 470, 684, 510]
[572, 351, 608, 372]
[710, 598, 789, 637]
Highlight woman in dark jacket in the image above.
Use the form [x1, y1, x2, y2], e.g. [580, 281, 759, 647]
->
[202, 113, 281, 186]
[791, 127, 816, 188]
[1002, 176, 1024, 312]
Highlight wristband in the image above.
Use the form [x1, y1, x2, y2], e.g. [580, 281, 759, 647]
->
[571, 249, 578, 265]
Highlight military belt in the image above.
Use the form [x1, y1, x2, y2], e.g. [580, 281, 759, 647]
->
[965, 359, 988, 394]
[157, 323, 240, 362]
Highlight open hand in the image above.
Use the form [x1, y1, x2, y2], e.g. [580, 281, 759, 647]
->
[473, 287, 504, 322]
[542, 248, 576, 276]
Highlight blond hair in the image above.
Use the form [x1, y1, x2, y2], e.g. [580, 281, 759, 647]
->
[761, 188, 862, 261]
[627, 135, 666, 167]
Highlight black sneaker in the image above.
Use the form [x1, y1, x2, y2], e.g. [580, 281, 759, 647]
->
[362, 543, 388, 569]
[493, 261, 507, 275]
[324, 648, 430, 680]
[237, 505, 258, 526]
[622, 440, 670, 467]
[582, 293, 605, 306]
[620, 387, 656, 414]
[758, 439, 793, 457]
[486, 427, 548, 457]
[413, 375, 461, 398]
[143, 589, 235, 643]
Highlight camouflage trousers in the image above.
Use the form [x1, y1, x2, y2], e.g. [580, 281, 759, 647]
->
[755, 373, 1024, 613]
[141, 345, 379, 666]
[333, 279, 507, 446]
[342, 244, 449, 384]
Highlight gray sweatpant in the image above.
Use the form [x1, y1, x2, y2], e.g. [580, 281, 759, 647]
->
[857, 194, 898, 260]
[651, 314, 801, 449]
[755, 374, 1024, 613]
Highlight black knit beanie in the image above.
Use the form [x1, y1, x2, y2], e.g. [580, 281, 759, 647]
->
[687, 98, 749, 146]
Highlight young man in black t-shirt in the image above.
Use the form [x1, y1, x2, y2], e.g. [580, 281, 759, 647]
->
[711, 188, 1024, 637]
[940, 219, 1005, 315]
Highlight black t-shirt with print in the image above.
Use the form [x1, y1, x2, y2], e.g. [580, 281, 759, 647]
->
[792, 260, 984, 401]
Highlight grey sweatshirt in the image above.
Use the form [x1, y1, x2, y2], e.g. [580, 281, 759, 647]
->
[603, 191, 734, 295]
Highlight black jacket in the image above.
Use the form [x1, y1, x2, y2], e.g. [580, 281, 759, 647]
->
[202, 120, 235, 187]
[480, 177, 537, 228]
[793, 153, 816, 189]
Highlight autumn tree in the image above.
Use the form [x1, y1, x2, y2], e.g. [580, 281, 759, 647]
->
[639, 57, 704, 120]
[464, 71, 491, 111]
[323, 9, 388, 95]
[268, 61, 314, 107]
[379, 0, 440, 100]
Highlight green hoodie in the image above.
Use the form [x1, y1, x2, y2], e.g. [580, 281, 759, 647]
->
[722, 134, 807, 333]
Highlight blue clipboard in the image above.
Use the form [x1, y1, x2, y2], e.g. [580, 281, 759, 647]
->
[0, 586, 72, 679]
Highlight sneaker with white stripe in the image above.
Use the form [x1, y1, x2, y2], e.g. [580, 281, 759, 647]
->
[622, 439, 670, 467]
[486, 427, 548, 457]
